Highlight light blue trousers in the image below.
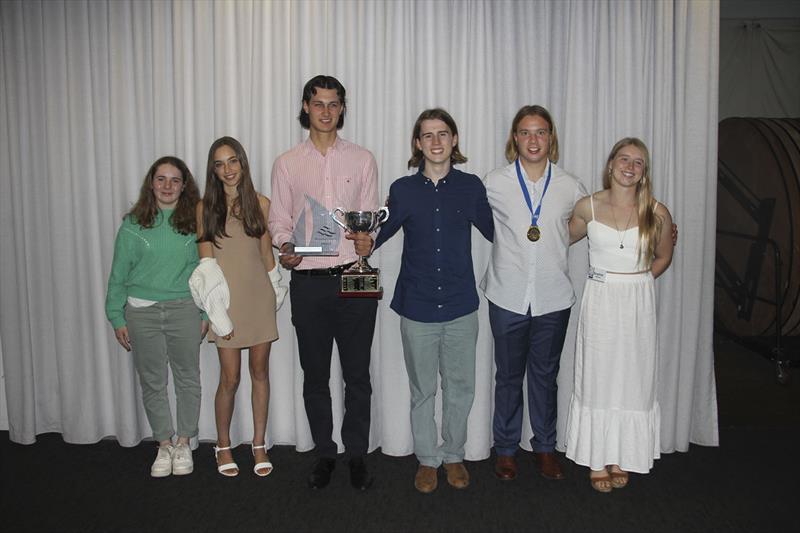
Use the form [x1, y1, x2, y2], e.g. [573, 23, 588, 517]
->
[400, 312, 478, 467]
[126, 298, 202, 442]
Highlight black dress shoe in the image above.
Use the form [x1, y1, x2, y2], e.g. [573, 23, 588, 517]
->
[348, 457, 373, 491]
[308, 458, 336, 489]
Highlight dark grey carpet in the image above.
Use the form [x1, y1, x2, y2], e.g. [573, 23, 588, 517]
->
[2, 335, 798, 533]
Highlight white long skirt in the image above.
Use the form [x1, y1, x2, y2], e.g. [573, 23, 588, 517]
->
[564, 271, 660, 474]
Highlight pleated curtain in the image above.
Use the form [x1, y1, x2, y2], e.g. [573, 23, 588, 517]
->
[0, 0, 719, 457]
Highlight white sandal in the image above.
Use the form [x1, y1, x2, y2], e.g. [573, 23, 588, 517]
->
[252, 443, 273, 477]
[213, 445, 239, 477]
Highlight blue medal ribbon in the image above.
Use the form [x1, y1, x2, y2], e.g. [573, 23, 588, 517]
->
[515, 159, 552, 241]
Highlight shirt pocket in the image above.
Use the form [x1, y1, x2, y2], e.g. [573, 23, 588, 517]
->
[334, 175, 362, 210]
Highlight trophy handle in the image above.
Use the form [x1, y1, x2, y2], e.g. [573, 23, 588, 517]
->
[330, 207, 349, 232]
[375, 206, 389, 227]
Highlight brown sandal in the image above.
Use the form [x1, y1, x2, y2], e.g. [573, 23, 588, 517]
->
[610, 470, 629, 488]
[590, 472, 613, 493]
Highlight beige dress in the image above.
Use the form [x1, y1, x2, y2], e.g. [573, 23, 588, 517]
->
[209, 213, 278, 348]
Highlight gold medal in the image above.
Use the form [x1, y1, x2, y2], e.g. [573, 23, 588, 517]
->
[527, 225, 541, 242]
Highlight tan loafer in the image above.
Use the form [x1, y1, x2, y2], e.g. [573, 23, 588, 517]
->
[414, 465, 438, 494]
[444, 462, 470, 489]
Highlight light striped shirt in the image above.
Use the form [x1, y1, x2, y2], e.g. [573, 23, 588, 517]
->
[269, 137, 379, 269]
[480, 161, 587, 316]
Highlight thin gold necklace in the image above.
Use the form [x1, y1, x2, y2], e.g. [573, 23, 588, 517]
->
[610, 204, 635, 249]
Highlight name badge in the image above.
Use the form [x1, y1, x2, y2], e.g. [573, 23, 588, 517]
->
[588, 267, 607, 283]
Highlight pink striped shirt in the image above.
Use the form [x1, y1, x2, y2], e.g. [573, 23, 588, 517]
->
[269, 137, 379, 269]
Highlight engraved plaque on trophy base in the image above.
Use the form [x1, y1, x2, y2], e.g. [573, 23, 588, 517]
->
[339, 270, 383, 299]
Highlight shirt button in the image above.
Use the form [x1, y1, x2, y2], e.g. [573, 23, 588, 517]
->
[437, 268, 441, 272]
[436, 248, 440, 252]
[437, 286, 442, 290]
[437, 304, 443, 308]
[435, 208, 439, 212]
[436, 228, 440, 232]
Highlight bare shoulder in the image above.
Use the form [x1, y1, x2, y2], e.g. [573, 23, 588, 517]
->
[654, 200, 672, 224]
[570, 194, 592, 222]
[574, 194, 590, 212]
[588, 189, 610, 210]
[594, 189, 610, 202]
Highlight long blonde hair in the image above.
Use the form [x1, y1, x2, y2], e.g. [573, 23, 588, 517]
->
[603, 137, 661, 268]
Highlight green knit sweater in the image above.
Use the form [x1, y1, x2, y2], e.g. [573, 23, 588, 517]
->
[105, 209, 200, 328]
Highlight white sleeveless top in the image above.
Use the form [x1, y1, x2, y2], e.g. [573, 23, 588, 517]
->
[587, 195, 655, 273]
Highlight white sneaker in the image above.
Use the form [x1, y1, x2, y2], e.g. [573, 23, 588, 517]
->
[172, 443, 194, 475]
[151, 444, 174, 478]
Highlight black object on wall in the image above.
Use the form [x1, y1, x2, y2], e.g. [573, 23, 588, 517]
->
[715, 117, 800, 383]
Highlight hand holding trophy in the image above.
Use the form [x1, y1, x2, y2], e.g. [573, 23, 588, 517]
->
[330, 207, 389, 297]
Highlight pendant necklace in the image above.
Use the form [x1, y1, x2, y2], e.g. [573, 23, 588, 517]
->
[610, 203, 634, 249]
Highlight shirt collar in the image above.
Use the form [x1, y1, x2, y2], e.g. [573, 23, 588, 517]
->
[302, 136, 343, 155]
[416, 164, 457, 184]
[516, 159, 552, 180]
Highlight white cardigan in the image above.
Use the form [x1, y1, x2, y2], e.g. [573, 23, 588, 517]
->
[189, 257, 233, 337]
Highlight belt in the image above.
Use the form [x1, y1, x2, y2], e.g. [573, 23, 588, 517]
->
[292, 262, 356, 277]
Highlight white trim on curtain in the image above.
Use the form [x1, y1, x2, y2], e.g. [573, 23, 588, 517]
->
[0, 0, 719, 456]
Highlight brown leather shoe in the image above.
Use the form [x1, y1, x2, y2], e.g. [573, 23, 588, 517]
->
[494, 455, 517, 480]
[414, 465, 438, 493]
[533, 452, 565, 480]
[443, 462, 470, 489]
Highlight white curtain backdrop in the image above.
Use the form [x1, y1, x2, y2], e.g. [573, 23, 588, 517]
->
[0, 0, 719, 458]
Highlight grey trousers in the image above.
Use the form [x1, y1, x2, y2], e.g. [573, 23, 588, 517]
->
[126, 298, 202, 441]
[400, 312, 478, 467]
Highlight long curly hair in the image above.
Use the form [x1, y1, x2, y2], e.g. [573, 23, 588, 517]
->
[199, 136, 265, 247]
[127, 156, 199, 235]
[602, 137, 661, 269]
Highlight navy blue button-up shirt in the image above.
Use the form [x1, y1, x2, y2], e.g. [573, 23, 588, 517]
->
[374, 167, 494, 322]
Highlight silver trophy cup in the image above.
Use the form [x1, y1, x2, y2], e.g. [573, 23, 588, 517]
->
[330, 207, 389, 297]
